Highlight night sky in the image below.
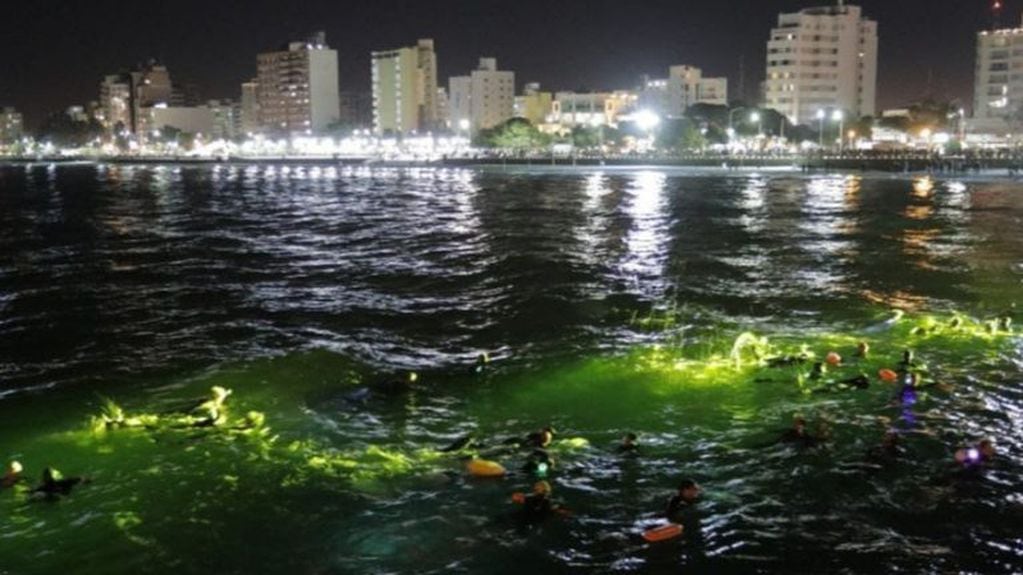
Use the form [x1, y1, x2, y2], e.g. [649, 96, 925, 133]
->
[0, 0, 1016, 127]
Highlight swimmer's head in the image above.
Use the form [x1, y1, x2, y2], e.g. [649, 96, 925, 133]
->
[533, 481, 552, 496]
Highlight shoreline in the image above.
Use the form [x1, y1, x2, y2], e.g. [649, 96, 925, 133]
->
[1, 155, 1021, 177]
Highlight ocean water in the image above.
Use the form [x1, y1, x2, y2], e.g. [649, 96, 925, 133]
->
[0, 164, 1021, 574]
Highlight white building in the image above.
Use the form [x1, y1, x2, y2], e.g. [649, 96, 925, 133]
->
[449, 58, 515, 133]
[0, 107, 23, 143]
[668, 66, 727, 115]
[257, 32, 340, 135]
[974, 17, 1023, 131]
[638, 66, 727, 118]
[371, 39, 438, 134]
[548, 91, 638, 128]
[763, 2, 878, 125]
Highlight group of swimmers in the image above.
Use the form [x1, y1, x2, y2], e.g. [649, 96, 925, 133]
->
[442, 332, 1005, 538]
[767, 341, 999, 472]
[1, 333, 1005, 545]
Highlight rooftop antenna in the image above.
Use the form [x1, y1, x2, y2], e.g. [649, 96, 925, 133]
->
[991, 0, 1003, 29]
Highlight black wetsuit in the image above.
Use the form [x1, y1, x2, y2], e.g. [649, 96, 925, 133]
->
[617, 443, 640, 455]
[34, 477, 82, 498]
[522, 451, 553, 477]
[518, 494, 555, 525]
[779, 429, 819, 448]
[523, 432, 553, 449]
[766, 355, 809, 368]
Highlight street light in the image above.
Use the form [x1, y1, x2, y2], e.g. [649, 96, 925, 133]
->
[831, 110, 845, 153]
[634, 110, 661, 132]
[727, 107, 748, 142]
[750, 112, 762, 137]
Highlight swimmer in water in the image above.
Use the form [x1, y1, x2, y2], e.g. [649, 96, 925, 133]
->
[898, 350, 918, 371]
[665, 479, 701, 523]
[617, 433, 640, 455]
[2, 461, 23, 489]
[521, 426, 556, 449]
[473, 353, 491, 375]
[775, 417, 823, 449]
[344, 372, 419, 404]
[32, 468, 85, 500]
[813, 373, 870, 394]
[808, 362, 827, 380]
[854, 341, 870, 359]
[522, 449, 554, 478]
[765, 353, 811, 368]
[955, 439, 996, 468]
[866, 431, 904, 464]
[516, 481, 567, 526]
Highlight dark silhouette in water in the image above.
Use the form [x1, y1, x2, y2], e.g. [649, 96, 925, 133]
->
[33, 468, 86, 500]
[617, 433, 640, 455]
[344, 372, 419, 404]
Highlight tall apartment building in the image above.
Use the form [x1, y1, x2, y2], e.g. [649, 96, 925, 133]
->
[98, 61, 175, 136]
[239, 80, 261, 136]
[448, 58, 515, 133]
[974, 16, 1023, 128]
[371, 39, 439, 134]
[99, 75, 132, 134]
[763, 2, 878, 125]
[0, 107, 23, 143]
[257, 32, 340, 135]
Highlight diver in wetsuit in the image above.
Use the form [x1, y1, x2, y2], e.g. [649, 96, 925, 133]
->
[33, 468, 85, 499]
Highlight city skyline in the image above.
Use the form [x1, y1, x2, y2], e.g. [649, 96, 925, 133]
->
[0, 0, 1015, 127]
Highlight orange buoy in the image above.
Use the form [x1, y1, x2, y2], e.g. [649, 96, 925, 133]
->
[466, 459, 506, 478]
[642, 523, 684, 543]
[826, 352, 842, 367]
[879, 369, 898, 383]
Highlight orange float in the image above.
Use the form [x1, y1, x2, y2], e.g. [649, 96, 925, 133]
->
[466, 459, 506, 478]
[642, 523, 684, 543]
[879, 369, 898, 383]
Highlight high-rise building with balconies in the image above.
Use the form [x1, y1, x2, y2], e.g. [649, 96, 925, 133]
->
[763, 2, 877, 125]
[257, 32, 340, 135]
